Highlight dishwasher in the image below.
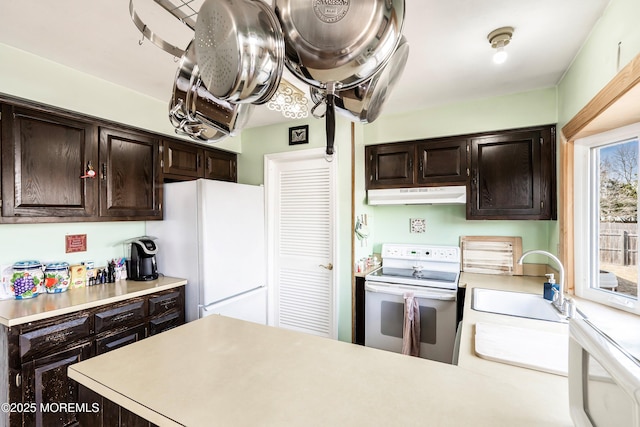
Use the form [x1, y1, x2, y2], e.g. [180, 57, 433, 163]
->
[365, 243, 460, 364]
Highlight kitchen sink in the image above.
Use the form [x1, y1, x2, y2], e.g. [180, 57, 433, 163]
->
[471, 288, 567, 323]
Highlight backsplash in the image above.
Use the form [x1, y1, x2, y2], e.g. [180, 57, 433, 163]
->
[0, 221, 145, 267]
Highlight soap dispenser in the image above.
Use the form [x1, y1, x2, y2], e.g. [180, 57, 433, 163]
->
[543, 273, 558, 301]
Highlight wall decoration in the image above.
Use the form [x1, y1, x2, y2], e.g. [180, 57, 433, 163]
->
[66, 234, 87, 253]
[410, 218, 426, 233]
[289, 125, 309, 145]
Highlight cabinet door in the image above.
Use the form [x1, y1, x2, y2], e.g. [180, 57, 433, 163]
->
[416, 138, 468, 185]
[162, 139, 203, 179]
[204, 149, 237, 182]
[1, 105, 98, 218]
[365, 143, 415, 189]
[99, 127, 161, 218]
[468, 126, 555, 219]
[21, 341, 92, 427]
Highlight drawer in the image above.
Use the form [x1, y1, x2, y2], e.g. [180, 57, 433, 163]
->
[94, 299, 146, 334]
[95, 324, 146, 355]
[19, 314, 92, 360]
[149, 310, 184, 336]
[148, 289, 184, 316]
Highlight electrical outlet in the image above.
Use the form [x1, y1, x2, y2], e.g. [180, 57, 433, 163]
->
[410, 218, 426, 233]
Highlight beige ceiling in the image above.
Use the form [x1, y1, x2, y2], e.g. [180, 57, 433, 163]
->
[0, 0, 611, 129]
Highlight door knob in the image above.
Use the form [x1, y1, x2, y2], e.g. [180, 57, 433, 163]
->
[319, 263, 333, 271]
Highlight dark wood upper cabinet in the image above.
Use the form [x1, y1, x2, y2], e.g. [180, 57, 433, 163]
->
[468, 125, 555, 220]
[416, 138, 468, 185]
[204, 148, 237, 182]
[162, 139, 204, 179]
[365, 124, 556, 220]
[365, 143, 415, 189]
[99, 127, 161, 219]
[366, 139, 469, 189]
[1, 105, 98, 218]
[161, 139, 237, 182]
[0, 96, 237, 223]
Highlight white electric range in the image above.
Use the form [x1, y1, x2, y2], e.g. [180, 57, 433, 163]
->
[364, 243, 461, 363]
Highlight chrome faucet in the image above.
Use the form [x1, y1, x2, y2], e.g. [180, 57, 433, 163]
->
[517, 250, 572, 316]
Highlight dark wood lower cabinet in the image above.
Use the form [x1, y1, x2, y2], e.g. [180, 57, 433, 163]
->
[77, 386, 158, 427]
[3, 286, 185, 427]
[22, 342, 92, 427]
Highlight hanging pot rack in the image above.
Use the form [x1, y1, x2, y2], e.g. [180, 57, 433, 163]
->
[129, 0, 408, 158]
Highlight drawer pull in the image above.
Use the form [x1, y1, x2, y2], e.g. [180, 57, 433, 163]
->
[111, 312, 135, 323]
[15, 373, 21, 387]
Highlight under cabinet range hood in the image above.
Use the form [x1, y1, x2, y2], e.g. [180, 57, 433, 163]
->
[367, 186, 467, 205]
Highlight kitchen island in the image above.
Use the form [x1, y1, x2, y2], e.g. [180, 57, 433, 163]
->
[69, 274, 574, 427]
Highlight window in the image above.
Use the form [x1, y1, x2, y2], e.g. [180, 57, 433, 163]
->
[575, 123, 639, 314]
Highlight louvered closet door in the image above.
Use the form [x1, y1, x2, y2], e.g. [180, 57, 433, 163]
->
[266, 148, 337, 338]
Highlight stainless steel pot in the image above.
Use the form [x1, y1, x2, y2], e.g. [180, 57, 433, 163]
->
[195, 0, 284, 105]
[274, 0, 405, 155]
[169, 40, 254, 142]
[310, 37, 409, 123]
[274, 0, 405, 90]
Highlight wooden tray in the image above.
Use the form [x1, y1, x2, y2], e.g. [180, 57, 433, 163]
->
[460, 236, 523, 275]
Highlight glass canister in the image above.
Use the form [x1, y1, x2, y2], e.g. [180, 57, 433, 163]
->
[11, 260, 44, 299]
[43, 262, 70, 293]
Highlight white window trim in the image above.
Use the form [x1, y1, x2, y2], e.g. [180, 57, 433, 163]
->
[574, 122, 640, 315]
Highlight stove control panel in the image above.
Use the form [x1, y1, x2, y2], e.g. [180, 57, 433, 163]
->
[381, 244, 460, 263]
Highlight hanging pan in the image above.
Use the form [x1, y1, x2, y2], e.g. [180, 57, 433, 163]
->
[274, 0, 405, 155]
[310, 36, 409, 124]
[169, 40, 254, 142]
[194, 0, 285, 105]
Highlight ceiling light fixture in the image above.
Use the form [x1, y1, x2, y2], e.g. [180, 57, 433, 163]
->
[488, 26, 514, 65]
[266, 79, 309, 119]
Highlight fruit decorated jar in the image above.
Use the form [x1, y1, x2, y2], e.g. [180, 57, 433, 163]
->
[11, 260, 44, 299]
[43, 262, 70, 293]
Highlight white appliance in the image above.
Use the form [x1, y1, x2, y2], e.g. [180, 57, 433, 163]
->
[364, 243, 460, 363]
[568, 316, 640, 427]
[146, 179, 266, 324]
[367, 186, 466, 205]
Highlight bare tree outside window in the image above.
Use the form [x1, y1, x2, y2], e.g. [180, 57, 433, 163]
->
[597, 140, 638, 297]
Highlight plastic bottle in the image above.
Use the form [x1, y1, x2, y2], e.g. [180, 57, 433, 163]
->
[543, 273, 559, 301]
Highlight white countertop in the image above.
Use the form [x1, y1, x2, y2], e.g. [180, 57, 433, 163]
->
[69, 273, 578, 427]
[0, 276, 187, 327]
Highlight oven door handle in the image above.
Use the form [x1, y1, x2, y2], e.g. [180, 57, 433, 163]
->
[365, 283, 456, 301]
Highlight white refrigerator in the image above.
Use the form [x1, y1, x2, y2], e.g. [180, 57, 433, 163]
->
[147, 179, 266, 324]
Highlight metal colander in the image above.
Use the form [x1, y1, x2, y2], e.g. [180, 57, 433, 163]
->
[195, 0, 284, 104]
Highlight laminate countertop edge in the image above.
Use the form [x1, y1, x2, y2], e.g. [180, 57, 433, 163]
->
[0, 277, 187, 327]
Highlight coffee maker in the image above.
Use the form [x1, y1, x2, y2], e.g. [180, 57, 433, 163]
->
[127, 238, 159, 281]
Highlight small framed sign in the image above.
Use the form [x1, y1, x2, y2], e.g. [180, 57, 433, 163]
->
[289, 125, 309, 145]
[66, 234, 87, 253]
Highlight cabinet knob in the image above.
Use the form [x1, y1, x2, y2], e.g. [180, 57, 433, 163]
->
[15, 373, 21, 387]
